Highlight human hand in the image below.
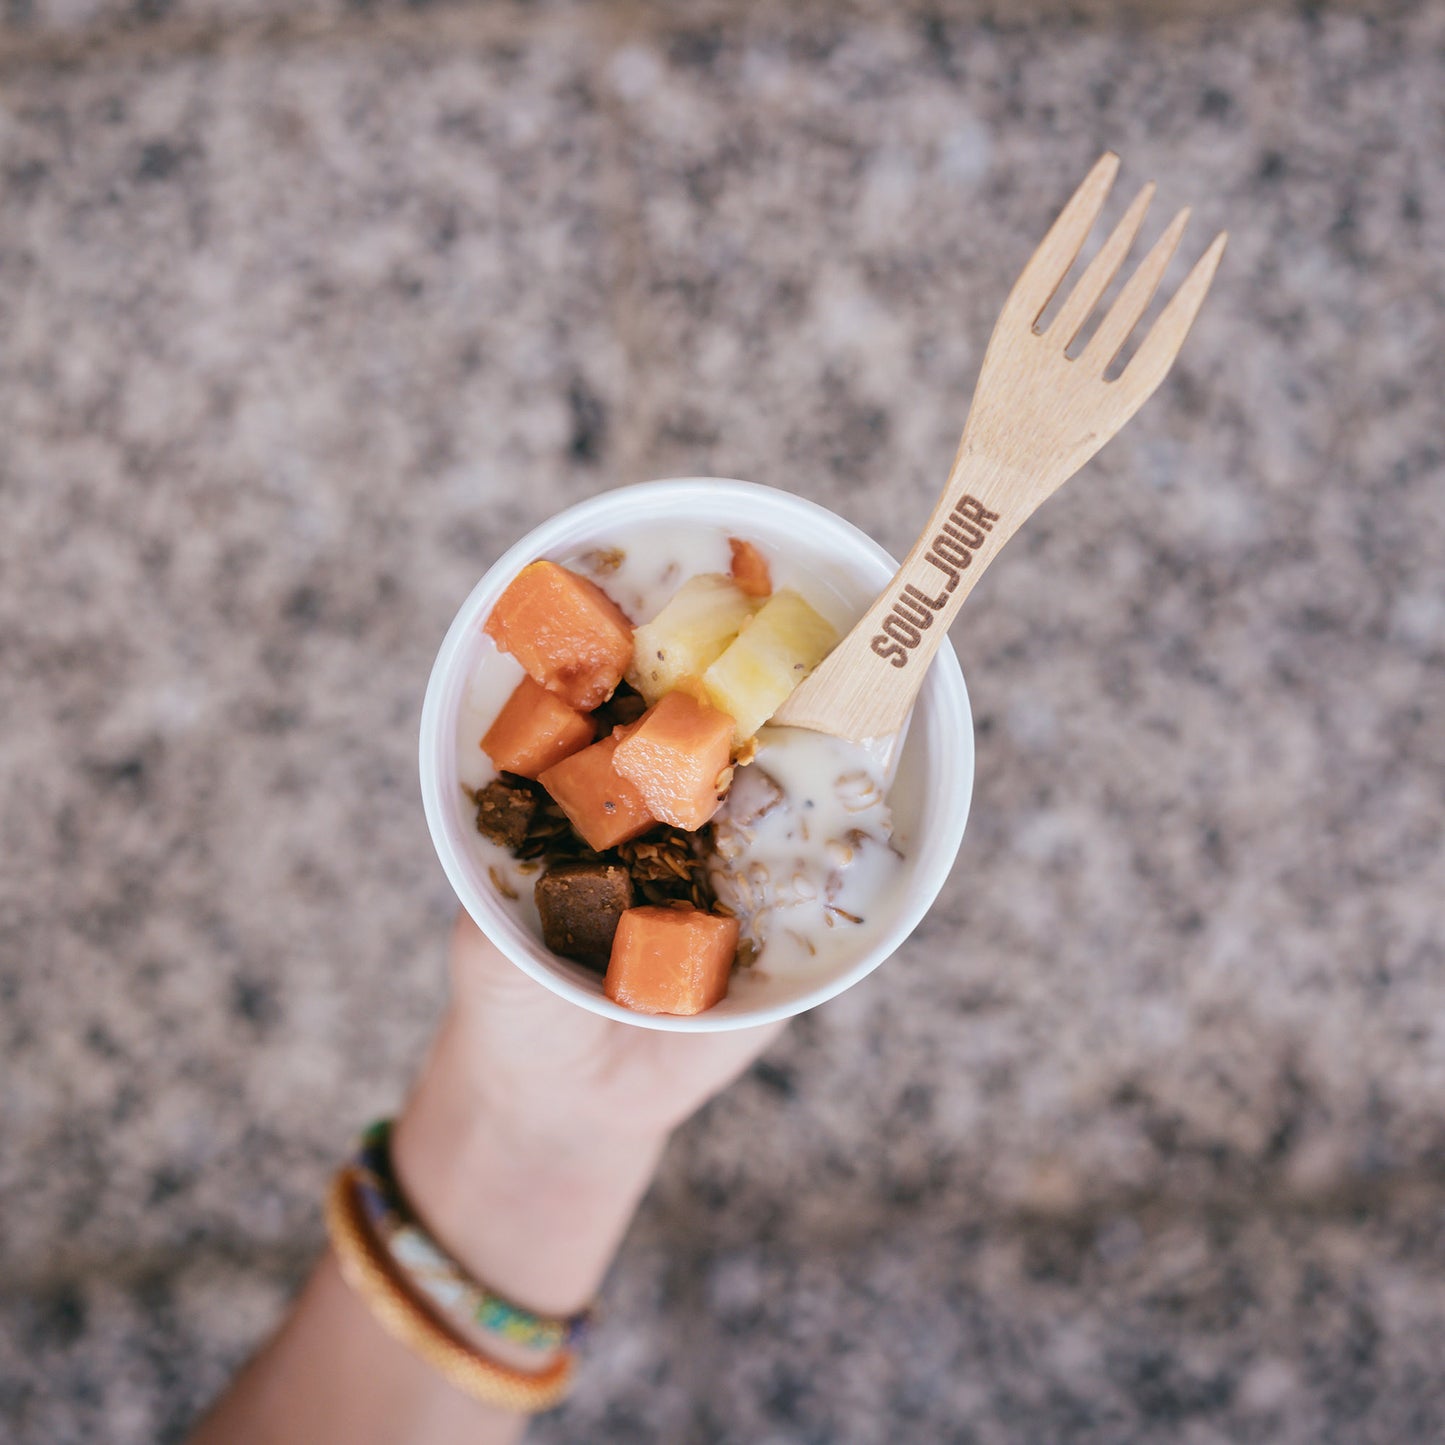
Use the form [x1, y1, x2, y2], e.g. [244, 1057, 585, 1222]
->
[439, 908, 786, 1143]
[390, 911, 784, 1320]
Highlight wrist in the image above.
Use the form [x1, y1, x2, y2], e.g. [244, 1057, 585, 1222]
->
[389, 1007, 666, 1320]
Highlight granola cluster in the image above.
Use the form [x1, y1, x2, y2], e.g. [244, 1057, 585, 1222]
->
[470, 770, 723, 970]
[474, 774, 717, 908]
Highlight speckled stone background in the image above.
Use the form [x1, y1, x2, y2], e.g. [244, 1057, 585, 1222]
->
[2, 1, 1443, 1441]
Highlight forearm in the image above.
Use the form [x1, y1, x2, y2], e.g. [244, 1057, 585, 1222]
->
[390, 1006, 666, 1321]
[191, 1251, 533, 1445]
[189, 1005, 666, 1445]
[189, 908, 783, 1444]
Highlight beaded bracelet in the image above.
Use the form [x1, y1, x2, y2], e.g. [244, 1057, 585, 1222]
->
[350, 1120, 593, 1352]
[325, 1166, 573, 1414]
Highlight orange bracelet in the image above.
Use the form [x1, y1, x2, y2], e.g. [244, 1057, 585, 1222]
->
[324, 1167, 574, 1414]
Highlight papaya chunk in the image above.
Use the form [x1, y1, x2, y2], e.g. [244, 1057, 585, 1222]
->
[604, 905, 740, 1015]
[484, 560, 634, 711]
[728, 537, 772, 598]
[538, 733, 656, 852]
[612, 691, 735, 831]
[481, 676, 594, 780]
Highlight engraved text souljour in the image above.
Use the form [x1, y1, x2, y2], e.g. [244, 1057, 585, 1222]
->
[870, 495, 1001, 667]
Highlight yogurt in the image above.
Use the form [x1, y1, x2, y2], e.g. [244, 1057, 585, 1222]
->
[708, 727, 903, 980]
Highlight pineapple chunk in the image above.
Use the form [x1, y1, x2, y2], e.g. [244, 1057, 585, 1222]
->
[626, 574, 755, 706]
[702, 588, 837, 741]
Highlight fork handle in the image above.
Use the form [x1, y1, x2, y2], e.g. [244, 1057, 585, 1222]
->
[771, 447, 1043, 741]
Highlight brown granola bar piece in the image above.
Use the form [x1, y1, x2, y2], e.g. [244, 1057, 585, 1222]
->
[475, 776, 540, 850]
[535, 860, 635, 971]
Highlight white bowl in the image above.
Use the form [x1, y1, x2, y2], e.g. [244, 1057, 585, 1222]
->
[419, 478, 974, 1032]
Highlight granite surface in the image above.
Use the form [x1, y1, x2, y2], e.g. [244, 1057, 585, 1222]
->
[2, 1, 1443, 1441]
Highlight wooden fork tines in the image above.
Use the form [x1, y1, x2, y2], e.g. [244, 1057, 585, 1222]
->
[774, 152, 1227, 743]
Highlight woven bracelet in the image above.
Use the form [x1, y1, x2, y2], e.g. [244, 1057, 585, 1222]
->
[325, 1167, 573, 1414]
[351, 1119, 593, 1353]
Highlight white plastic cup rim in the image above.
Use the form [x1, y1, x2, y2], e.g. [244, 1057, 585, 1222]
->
[419, 478, 974, 1033]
